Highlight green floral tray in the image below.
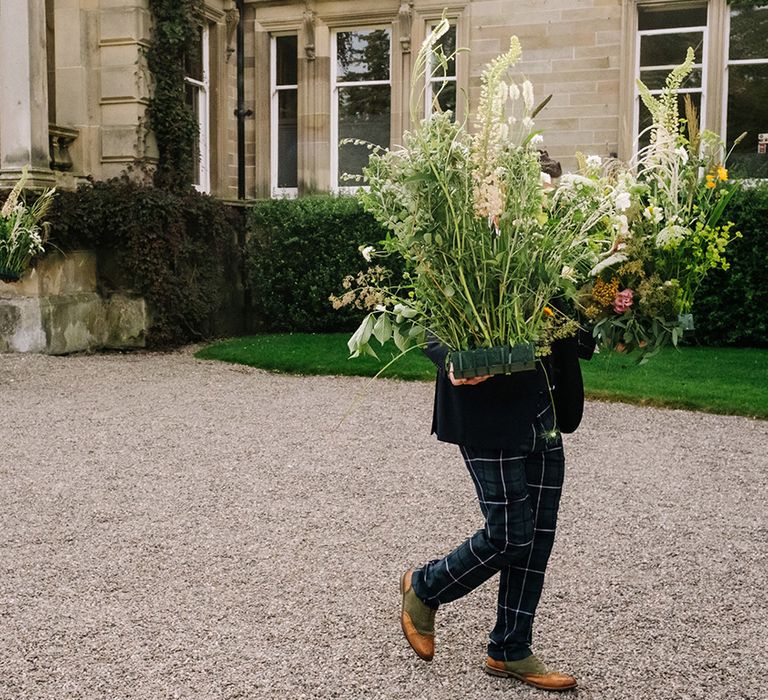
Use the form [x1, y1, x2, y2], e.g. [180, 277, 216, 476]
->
[448, 342, 537, 379]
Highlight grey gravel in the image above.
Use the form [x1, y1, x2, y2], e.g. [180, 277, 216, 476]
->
[1, 349, 767, 700]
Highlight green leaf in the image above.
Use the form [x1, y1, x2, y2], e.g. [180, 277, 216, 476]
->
[347, 313, 375, 358]
[393, 326, 409, 352]
[373, 312, 393, 345]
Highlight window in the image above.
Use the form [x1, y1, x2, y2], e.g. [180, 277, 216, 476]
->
[271, 35, 298, 196]
[331, 27, 392, 189]
[635, 5, 707, 150]
[425, 22, 457, 118]
[725, 4, 768, 177]
[184, 25, 210, 193]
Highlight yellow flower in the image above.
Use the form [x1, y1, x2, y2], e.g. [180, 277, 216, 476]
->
[705, 174, 716, 190]
[717, 166, 728, 181]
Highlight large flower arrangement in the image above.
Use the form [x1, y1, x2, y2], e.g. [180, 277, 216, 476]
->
[334, 22, 603, 374]
[334, 32, 740, 369]
[566, 49, 741, 357]
[0, 167, 55, 283]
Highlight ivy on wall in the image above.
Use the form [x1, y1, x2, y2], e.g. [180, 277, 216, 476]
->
[146, 0, 204, 189]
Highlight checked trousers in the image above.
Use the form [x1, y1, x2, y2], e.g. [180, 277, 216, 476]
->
[411, 420, 565, 662]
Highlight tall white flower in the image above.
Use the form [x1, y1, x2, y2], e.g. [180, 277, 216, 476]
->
[522, 80, 534, 111]
[586, 155, 602, 169]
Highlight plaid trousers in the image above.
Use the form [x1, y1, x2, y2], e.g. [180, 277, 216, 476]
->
[411, 412, 565, 662]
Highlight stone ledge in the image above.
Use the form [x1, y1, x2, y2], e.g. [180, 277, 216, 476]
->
[0, 250, 147, 354]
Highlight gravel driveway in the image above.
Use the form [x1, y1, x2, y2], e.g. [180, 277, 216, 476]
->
[1, 349, 767, 700]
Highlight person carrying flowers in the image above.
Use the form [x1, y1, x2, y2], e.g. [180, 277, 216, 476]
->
[399, 321, 594, 691]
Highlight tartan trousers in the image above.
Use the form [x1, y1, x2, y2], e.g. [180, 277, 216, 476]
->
[411, 418, 565, 662]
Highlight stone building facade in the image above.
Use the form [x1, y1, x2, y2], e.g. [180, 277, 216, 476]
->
[0, 0, 766, 197]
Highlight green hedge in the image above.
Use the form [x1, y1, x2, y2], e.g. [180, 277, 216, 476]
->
[245, 196, 389, 332]
[49, 179, 242, 347]
[693, 182, 768, 347]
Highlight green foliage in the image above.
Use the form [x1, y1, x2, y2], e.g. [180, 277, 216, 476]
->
[49, 179, 241, 347]
[146, 0, 203, 189]
[245, 196, 390, 332]
[692, 183, 768, 346]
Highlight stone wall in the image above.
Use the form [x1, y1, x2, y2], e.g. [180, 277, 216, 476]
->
[0, 251, 147, 354]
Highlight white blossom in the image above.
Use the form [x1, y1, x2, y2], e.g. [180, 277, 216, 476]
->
[530, 134, 544, 147]
[643, 205, 664, 223]
[361, 245, 375, 262]
[586, 155, 602, 168]
[614, 191, 632, 212]
[675, 146, 689, 165]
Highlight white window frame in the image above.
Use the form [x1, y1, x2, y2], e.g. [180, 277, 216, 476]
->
[424, 21, 457, 119]
[721, 7, 768, 158]
[184, 24, 210, 194]
[633, 8, 709, 155]
[330, 26, 392, 193]
[270, 34, 299, 198]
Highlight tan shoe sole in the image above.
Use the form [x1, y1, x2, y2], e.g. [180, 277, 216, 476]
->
[485, 662, 577, 691]
[400, 570, 434, 662]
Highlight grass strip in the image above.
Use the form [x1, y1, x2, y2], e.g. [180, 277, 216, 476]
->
[195, 334, 768, 419]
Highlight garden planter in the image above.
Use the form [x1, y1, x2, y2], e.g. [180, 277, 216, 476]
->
[448, 342, 537, 379]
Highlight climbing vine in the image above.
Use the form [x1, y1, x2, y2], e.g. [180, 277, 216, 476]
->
[146, 0, 204, 189]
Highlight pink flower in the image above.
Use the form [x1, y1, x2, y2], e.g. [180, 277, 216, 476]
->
[613, 289, 634, 314]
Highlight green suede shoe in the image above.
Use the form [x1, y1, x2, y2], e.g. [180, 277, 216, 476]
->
[400, 569, 436, 661]
[485, 654, 577, 691]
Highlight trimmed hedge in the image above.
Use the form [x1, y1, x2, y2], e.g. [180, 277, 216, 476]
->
[245, 196, 389, 332]
[693, 182, 768, 347]
[49, 179, 242, 347]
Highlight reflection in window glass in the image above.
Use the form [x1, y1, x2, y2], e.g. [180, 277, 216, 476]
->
[272, 35, 298, 193]
[336, 29, 391, 82]
[333, 29, 391, 187]
[727, 6, 768, 177]
[426, 23, 457, 118]
[638, 6, 707, 31]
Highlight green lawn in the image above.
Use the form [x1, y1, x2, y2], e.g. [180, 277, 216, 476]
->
[195, 334, 768, 419]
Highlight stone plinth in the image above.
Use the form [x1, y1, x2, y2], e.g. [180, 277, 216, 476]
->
[0, 250, 147, 354]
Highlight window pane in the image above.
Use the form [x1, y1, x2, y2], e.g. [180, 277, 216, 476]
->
[185, 26, 204, 81]
[277, 90, 298, 188]
[337, 84, 390, 184]
[276, 35, 298, 86]
[639, 68, 702, 91]
[640, 32, 704, 68]
[336, 29, 391, 82]
[638, 6, 707, 31]
[430, 24, 456, 78]
[726, 64, 768, 178]
[729, 6, 768, 61]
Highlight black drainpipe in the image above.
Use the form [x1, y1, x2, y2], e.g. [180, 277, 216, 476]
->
[235, 0, 246, 199]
